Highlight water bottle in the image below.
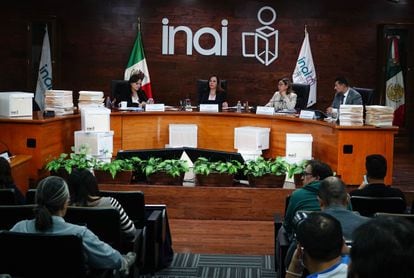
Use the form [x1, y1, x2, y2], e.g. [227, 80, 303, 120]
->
[105, 96, 112, 109]
[236, 100, 242, 113]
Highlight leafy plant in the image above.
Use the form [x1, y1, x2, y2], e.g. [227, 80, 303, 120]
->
[45, 145, 94, 174]
[94, 159, 134, 179]
[286, 160, 307, 179]
[193, 157, 242, 176]
[142, 157, 189, 177]
[243, 156, 288, 177]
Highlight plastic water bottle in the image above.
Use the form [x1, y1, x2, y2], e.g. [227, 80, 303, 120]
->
[236, 100, 242, 113]
[105, 96, 112, 108]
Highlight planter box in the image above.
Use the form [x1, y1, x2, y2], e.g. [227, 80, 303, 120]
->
[147, 172, 184, 185]
[248, 174, 286, 188]
[94, 170, 133, 184]
[196, 173, 235, 187]
[293, 173, 303, 188]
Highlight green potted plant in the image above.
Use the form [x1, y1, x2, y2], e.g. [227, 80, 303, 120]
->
[286, 160, 307, 187]
[93, 158, 134, 184]
[193, 157, 242, 186]
[45, 146, 94, 178]
[142, 157, 189, 185]
[243, 156, 288, 188]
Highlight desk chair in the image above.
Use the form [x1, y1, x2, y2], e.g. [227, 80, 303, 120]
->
[0, 188, 16, 205]
[196, 79, 227, 105]
[350, 195, 406, 217]
[0, 230, 87, 278]
[0, 204, 35, 230]
[292, 83, 310, 110]
[111, 79, 129, 100]
[353, 87, 375, 106]
[374, 212, 414, 225]
[25, 188, 36, 204]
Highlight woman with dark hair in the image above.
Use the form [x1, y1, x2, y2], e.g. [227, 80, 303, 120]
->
[199, 75, 228, 109]
[114, 72, 148, 108]
[67, 169, 137, 242]
[265, 77, 297, 111]
[10, 176, 136, 273]
[0, 157, 25, 204]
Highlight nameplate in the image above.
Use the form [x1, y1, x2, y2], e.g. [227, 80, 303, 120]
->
[256, 106, 274, 115]
[299, 110, 315, 119]
[199, 104, 219, 112]
[145, 104, 165, 112]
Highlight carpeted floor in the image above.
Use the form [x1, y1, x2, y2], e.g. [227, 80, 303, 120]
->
[147, 253, 276, 278]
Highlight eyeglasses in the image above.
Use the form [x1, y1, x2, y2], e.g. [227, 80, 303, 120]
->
[302, 171, 313, 177]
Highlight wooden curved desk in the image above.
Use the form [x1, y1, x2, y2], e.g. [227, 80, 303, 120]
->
[111, 111, 397, 185]
[0, 111, 397, 186]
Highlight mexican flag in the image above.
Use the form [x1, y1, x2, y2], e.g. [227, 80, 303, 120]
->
[385, 37, 405, 127]
[124, 31, 153, 99]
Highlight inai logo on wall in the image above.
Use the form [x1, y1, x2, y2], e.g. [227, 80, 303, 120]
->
[161, 6, 278, 66]
[241, 6, 278, 66]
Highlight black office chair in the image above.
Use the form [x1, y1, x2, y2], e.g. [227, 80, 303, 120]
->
[25, 188, 37, 204]
[374, 212, 414, 225]
[111, 79, 129, 100]
[350, 195, 406, 217]
[0, 230, 87, 278]
[0, 188, 16, 205]
[292, 83, 310, 110]
[196, 79, 227, 105]
[0, 204, 36, 230]
[353, 87, 375, 106]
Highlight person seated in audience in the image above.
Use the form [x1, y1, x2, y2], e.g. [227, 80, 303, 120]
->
[114, 71, 148, 108]
[286, 212, 349, 278]
[326, 76, 362, 114]
[350, 154, 405, 202]
[348, 216, 414, 278]
[67, 169, 137, 243]
[0, 157, 25, 204]
[198, 75, 228, 109]
[10, 176, 136, 274]
[265, 77, 297, 111]
[318, 176, 369, 240]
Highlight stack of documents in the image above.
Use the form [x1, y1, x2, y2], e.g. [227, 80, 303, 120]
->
[339, 105, 363, 126]
[78, 91, 104, 110]
[365, 105, 394, 127]
[45, 90, 75, 115]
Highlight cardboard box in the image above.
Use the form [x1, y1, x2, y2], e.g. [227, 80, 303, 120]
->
[169, 124, 198, 148]
[285, 133, 313, 163]
[80, 107, 110, 132]
[0, 92, 34, 117]
[234, 126, 270, 151]
[74, 130, 114, 156]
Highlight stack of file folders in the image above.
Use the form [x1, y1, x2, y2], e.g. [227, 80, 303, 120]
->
[78, 91, 104, 110]
[45, 90, 75, 115]
[339, 105, 363, 126]
[365, 105, 394, 127]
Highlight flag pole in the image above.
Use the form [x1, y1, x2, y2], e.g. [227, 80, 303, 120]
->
[304, 24, 307, 34]
[137, 17, 141, 33]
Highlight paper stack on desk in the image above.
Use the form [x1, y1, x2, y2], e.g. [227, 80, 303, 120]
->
[45, 90, 75, 115]
[339, 105, 363, 126]
[365, 105, 394, 127]
[78, 91, 104, 110]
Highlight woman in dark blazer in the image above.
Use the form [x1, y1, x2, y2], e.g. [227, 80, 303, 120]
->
[114, 73, 148, 108]
[198, 75, 228, 109]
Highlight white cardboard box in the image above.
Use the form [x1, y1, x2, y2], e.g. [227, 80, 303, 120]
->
[234, 126, 270, 151]
[0, 92, 34, 117]
[74, 130, 114, 156]
[80, 107, 110, 132]
[169, 124, 198, 148]
[285, 133, 313, 163]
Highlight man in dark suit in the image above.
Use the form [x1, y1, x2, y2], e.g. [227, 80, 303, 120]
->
[326, 76, 362, 114]
[350, 154, 406, 201]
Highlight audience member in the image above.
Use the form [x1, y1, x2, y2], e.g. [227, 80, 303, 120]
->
[67, 169, 137, 243]
[318, 176, 369, 240]
[0, 157, 25, 204]
[265, 77, 297, 111]
[114, 72, 148, 108]
[348, 216, 414, 278]
[326, 76, 362, 114]
[10, 176, 136, 274]
[198, 75, 228, 109]
[350, 154, 405, 201]
[286, 212, 349, 278]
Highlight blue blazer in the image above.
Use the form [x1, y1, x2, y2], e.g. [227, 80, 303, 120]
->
[331, 88, 362, 109]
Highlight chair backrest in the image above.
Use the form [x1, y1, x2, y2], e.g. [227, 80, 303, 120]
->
[291, 83, 310, 110]
[25, 188, 37, 204]
[0, 230, 86, 277]
[65, 206, 122, 250]
[196, 79, 227, 105]
[111, 79, 129, 99]
[99, 190, 146, 226]
[353, 87, 375, 105]
[374, 212, 414, 225]
[0, 205, 36, 230]
[0, 188, 16, 205]
[350, 195, 406, 217]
